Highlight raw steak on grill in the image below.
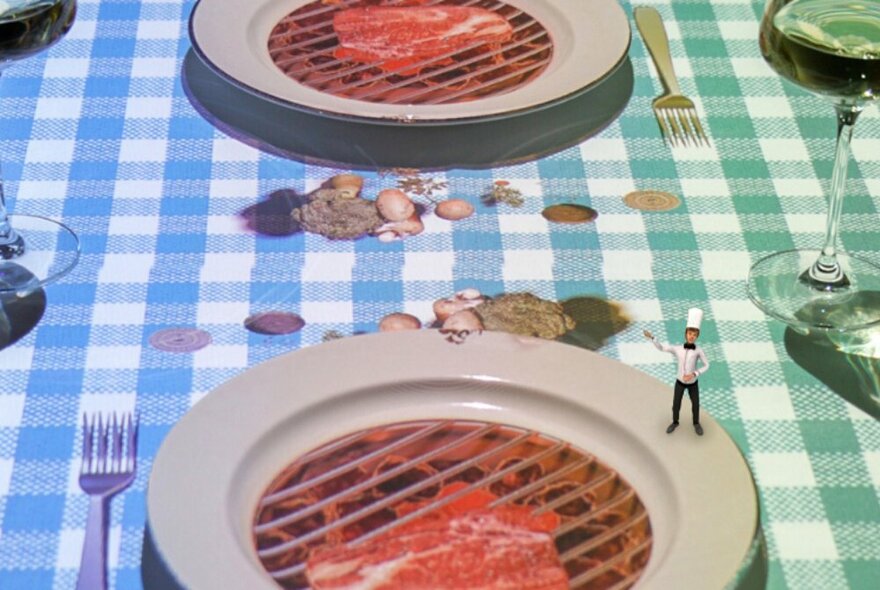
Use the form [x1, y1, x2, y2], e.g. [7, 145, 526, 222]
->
[305, 505, 568, 590]
[332, 6, 513, 71]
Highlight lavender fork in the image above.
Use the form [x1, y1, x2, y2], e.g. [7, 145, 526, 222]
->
[76, 413, 139, 590]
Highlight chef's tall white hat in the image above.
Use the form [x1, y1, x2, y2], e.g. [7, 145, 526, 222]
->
[686, 308, 703, 330]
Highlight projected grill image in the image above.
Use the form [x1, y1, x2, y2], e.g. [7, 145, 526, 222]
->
[253, 419, 653, 589]
[267, 0, 554, 105]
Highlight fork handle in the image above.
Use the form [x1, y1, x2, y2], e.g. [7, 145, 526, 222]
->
[77, 495, 109, 590]
[634, 6, 682, 95]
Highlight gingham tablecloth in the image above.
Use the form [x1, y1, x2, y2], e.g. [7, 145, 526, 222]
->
[2, 0, 879, 588]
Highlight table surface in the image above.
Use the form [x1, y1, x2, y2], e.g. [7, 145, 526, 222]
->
[2, 0, 879, 588]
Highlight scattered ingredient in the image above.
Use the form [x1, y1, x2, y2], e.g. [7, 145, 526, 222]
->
[291, 189, 384, 240]
[378, 312, 422, 332]
[541, 203, 598, 224]
[483, 180, 525, 207]
[433, 288, 486, 322]
[244, 312, 305, 336]
[376, 188, 416, 221]
[623, 190, 681, 211]
[435, 198, 475, 220]
[148, 328, 212, 353]
[374, 212, 425, 242]
[328, 173, 364, 198]
[322, 330, 345, 341]
[396, 173, 449, 203]
[440, 309, 484, 343]
[476, 293, 576, 339]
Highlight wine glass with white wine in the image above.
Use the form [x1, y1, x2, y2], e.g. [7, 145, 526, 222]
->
[0, 0, 79, 300]
[749, 0, 880, 334]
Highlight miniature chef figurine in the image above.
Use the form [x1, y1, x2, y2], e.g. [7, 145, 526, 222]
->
[643, 308, 710, 436]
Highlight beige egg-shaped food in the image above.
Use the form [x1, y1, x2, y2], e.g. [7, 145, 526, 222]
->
[433, 291, 484, 322]
[378, 312, 422, 332]
[330, 174, 364, 198]
[376, 189, 416, 222]
[435, 199, 475, 221]
[442, 309, 484, 333]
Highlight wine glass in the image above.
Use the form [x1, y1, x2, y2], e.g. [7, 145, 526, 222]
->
[748, 0, 880, 333]
[0, 0, 79, 300]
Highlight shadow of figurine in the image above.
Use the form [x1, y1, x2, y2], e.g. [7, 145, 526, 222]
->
[1, 262, 47, 350]
[239, 188, 306, 237]
[784, 326, 880, 420]
[559, 297, 631, 351]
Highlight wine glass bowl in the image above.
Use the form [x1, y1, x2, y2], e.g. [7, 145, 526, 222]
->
[0, 0, 79, 297]
[748, 0, 880, 332]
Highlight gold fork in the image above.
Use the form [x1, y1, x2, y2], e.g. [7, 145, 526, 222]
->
[634, 6, 710, 147]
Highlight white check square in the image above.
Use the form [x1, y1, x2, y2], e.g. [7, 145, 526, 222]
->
[85, 346, 142, 370]
[503, 250, 554, 281]
[700, 251, 752, 281]
[125, 97, 173, 119]
[403, 252, 454, 281]
[119, 139, 168, 163]
[26, 140, 75, 163]
[752, 452, 815, 487]
[772, 522, 838, 560]
[91, 303, 147, 326]
[34, 98, 83, 120]
[602, 251, 652, 281]
[736, 385, 796, 420]
[0, 395, 25, 427]
[136, 20, 180, 40]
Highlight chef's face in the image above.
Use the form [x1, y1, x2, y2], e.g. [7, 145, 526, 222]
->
[685, 328, 699, 343]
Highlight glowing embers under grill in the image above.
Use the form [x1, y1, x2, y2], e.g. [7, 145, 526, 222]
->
[267, 0, 553, 106]
[253, 419, 653, 589]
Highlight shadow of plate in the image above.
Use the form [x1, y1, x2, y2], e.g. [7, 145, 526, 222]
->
[181, 49, 634, 170]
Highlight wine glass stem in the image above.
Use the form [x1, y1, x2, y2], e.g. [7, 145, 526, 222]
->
[0, 160, 26, 260]
[805, 105, 861, 287]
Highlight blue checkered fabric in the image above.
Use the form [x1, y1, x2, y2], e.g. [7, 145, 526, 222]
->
[1, 0, 879, 588]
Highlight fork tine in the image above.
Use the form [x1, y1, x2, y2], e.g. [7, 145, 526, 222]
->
[676, 109, 697, 147]
[689, 109, 710, 146]
[81, 413, 92, 474]
[98, 415, 109, 473]
[665, 110, 684, 147]
[112, 413, 122, 473]
[654, 109, 673, 146]
[127, 413, 139, 472]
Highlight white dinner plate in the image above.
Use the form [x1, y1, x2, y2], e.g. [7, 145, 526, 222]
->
[144, 330, 763, 589]
[188, 0, 631, 123]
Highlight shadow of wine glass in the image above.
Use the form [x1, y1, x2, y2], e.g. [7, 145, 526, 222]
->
[784, 290, 880, 420]
[1, 262, 47, 350]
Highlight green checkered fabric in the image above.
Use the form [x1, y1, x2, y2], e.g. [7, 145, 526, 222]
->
[615, 1, 880, 588]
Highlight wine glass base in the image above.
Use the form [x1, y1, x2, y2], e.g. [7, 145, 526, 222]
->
[0, 214, 79, 295]
[747, 249, 880, 332]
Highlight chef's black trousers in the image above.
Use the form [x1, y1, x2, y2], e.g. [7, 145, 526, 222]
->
[672, 379, 700, 425]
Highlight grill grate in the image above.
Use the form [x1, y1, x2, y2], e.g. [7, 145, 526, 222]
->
[266, 0, 554, 106]
[254, 419, 653, 589]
